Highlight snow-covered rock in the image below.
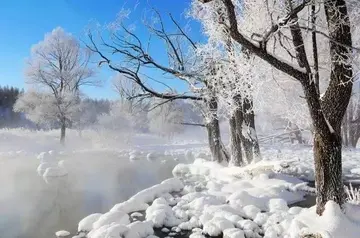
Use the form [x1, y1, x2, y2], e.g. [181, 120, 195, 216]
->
[43, 166, 68, 177]
[146, 152, 157, 162]
[268, 198, 289, 212]
[92, 211, 130, 230]
[131, 212, 144, 218]
[55, 230, 70, 237]
[37, 162, 54, 176]
[223, 228, 245, 238]
[78, 213, 102, 232]
[146, 198, 183, 227]
[129, 151, 141, 161]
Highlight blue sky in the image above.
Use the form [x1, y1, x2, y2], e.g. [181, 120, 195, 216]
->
[0, 0, 199, 99]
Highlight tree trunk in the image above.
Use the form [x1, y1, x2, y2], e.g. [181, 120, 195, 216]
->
[242, 96, 261, 163]
[229, 110, 243, 166]
[342, 110, 349, 146]
[206, 97, 225, 163]
[312, 0, 353, 215]
[60, 122, 66, 145]
[314, 132, 344, 215]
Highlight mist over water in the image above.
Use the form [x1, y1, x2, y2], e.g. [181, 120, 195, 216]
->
[0, 129, 206, 238]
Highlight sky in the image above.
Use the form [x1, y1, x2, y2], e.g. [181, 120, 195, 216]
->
[0, 0, 199, 99]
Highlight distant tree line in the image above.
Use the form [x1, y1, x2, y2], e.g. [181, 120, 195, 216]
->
[0, 86, 26, 128]
[0, 84, 112, 130]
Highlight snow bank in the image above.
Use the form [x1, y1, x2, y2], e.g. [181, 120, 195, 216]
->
[78, 213, 103, 232]
[87, 220, 154, 238]
[92, 211, 130, 230]
[77, 152, 360, 238]
[80, 178, 184, 237]
[110, 178, 183, 214]
[285, 201, 360, 238]
[146, 197, 183, 227]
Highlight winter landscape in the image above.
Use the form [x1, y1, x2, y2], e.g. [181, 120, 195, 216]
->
[1, 0, 360, 238]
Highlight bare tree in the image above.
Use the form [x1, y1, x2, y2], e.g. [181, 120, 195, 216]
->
[196, 0, 355, 214]
[23, 27, 96, 144]
[85, 10, 230, 163]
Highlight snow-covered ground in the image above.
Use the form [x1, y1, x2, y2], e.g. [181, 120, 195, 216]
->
[77, 158, 360, 238]
[2, 129, 360, 238]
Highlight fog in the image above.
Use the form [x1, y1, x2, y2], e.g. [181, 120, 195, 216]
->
[0, 128, 207, 238]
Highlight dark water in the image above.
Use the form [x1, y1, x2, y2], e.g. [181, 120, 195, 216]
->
[290, 180, 360, 208]
[0, 151, 182, 238]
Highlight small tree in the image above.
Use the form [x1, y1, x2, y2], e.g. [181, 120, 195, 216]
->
[21, 27, 96, 144]
[14, 90, 79, 130]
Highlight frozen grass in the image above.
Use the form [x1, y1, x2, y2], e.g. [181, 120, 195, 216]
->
[346, 183, 360, 205]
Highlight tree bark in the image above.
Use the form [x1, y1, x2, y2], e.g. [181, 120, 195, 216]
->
[314, 132, 344, 215]
[229, 109, 243, 166]
[312, 0, 352, 215]
[242, 96, 261, 163]
[342, 111, 349, 147]
[206, 97, 224, 163]
[60, 121, 66, 145]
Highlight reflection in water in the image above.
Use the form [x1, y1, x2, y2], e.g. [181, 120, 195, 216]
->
[1, 152, 181, 238]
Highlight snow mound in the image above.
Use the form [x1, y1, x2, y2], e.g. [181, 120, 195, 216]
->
[37, 162, 54, 176]
[131, 212, 143, 218]
[223, 228, 245, 238]
[43, 166, 68, 177]
[87, 220, 153, 238]
[55, 230, 70, 237]
[203, 216, 234, 236]
[146, 197, 183, 227]
[286, 201, 360, 238]
[37, 151, 57, 163]
[78, 213, 103, 232]
[110, 178, 183, 214]
[129, 151, 141, 161]
[92, 211, 130, 230]
[146, 152, 157, 161]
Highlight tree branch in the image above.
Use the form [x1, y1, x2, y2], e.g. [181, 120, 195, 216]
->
[219, 0, 308, 82]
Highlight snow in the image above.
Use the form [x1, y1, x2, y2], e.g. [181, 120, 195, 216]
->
[146, 197, 183, 227]
[78, 213, 103, 232]
[203, 216, 234, 236]
[146, 152, 157, 161]
[65, 142, 360, 238]
[131, 212, 143, 218]
[37, 162, 54, 176]
[43, 166, 68, 177]
[285, 201, 360, 238]
[268, 198, 289, 212]
[223, 228, 245, 238]
[242, 205, 261, 219]
[110, 178, 183, 214]
[92, 211, 130, 230]
[55, 230, 70, 237]
[87, 221, 153, 238]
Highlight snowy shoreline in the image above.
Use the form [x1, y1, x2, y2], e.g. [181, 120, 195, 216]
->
[67, 156, 360, 238]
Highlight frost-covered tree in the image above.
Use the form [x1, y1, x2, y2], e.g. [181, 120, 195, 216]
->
[14, 90, 80, 130]
[86, 8, 229, 162]
[196, 0, 356, 214]
[148, 99, 184, 138]
[97, 101, 133, 137]
[19, 27, 96, 144]
[112, 74, 150, 132]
